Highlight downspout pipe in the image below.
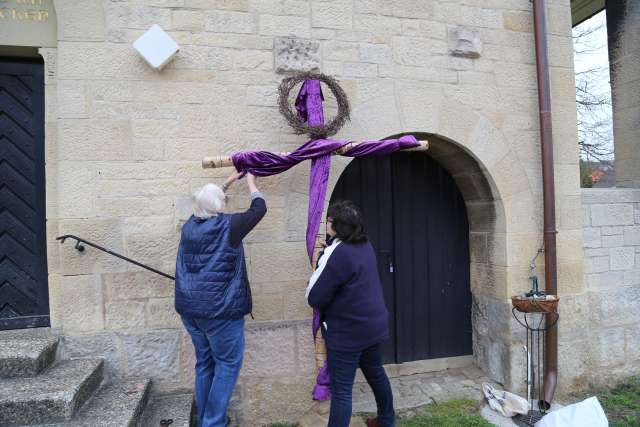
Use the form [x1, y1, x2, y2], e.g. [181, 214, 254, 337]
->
[532, 0, 558, 407]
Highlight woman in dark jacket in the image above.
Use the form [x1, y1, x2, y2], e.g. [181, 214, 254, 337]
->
[175, 171, 266, 427]
[306, 201, 395, 427]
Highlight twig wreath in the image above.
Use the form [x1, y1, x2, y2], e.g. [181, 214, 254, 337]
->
[278, 72, 351, 138]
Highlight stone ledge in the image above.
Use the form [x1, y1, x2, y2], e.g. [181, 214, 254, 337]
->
[392, 355, 474, 378]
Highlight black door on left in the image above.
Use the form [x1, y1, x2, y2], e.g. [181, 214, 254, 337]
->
[0, 57, 49, 330]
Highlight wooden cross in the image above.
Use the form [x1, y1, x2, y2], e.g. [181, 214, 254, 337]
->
[201, 139, 429, 169]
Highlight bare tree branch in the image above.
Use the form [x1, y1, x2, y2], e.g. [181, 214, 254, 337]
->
[573, 17, 613, 162]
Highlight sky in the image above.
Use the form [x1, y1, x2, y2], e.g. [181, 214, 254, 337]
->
[572, 10, 614, 160]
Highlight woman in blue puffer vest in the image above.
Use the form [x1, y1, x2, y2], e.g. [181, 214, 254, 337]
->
[175, 171, 266, 427]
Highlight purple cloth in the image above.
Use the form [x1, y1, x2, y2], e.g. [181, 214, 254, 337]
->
[302, 81, 332, 262]
[314, 364, 331, 401]
[343, 137, 420, 157]
[295, 79, 324, 124]
[232, 138, 346, 178]
[231, 79, 419, 401]
[232, 133, 419, 257]
[303, 82, 331, 401]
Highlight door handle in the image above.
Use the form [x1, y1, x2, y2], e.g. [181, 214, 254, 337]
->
[378, 250, 394, 274]
[386, 254, 395, 274]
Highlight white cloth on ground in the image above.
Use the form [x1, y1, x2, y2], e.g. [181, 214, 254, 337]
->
[535, 396, 608, 427]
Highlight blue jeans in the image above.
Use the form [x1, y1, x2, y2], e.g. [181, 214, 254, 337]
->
[326, 344, 395, 427]
[181, 316, 245, 427]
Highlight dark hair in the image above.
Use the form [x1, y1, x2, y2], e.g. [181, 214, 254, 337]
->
[327, 200, 368, 244]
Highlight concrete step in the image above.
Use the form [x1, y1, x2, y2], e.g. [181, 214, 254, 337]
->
[141, 393, 196, 427]
[0, 328, 59, 378]
[0, 358, 104, 426]
[37, 378, 152, 427]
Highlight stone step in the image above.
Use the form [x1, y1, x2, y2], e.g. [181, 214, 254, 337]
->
[37, 378, 152, 427]
[0, 358, 104, 426]
[141, 393, 196, 427]
[0, 328, 59, 377]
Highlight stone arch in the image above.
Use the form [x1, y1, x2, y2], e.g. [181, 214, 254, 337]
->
[285, 86, 538, 390]
[286, 80, 542, 390]
[323, 132, 515, 387]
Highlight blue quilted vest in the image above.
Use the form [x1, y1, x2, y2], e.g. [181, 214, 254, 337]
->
[175, 214, 251, 319]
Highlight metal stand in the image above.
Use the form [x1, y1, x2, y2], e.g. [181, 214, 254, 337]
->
[511, 308, 559, 427]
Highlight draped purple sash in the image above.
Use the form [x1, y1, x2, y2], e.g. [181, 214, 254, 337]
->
[231, 80, 419, 400]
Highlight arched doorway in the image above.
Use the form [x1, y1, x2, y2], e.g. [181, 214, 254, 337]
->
[329, 151, 472, 364]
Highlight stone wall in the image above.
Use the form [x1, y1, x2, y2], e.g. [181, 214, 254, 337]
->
[608, 0, 640, 187]
[557, 188, 640, 391]
[44, 0, 584, 424]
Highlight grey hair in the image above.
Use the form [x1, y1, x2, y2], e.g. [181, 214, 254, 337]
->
[193, 183, 225, 219]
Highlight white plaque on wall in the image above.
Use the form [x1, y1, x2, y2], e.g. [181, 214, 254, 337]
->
[133, 25, 180, 71]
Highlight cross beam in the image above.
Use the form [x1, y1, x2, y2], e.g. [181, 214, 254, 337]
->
[201, 139, 429, 169]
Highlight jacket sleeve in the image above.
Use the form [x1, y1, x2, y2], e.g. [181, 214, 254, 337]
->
[307, 248, 353, 309]
[229, 194, 267, 247]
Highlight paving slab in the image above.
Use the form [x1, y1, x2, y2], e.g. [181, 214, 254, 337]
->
[352, 366, 489, 413]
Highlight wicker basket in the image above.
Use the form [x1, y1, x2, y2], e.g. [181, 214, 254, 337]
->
[511, 295, 559, 313]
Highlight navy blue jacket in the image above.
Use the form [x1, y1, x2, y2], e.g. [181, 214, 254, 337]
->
[175, 196, 265, 319]
[307, 240, 390, 352]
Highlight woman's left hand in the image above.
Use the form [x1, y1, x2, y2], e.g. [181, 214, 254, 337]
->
[223, 171, 246, 190]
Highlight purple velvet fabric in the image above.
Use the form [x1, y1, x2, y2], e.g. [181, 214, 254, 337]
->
[295, 79, 324, 124]
[232, 138, 346, 178]
[299, 81, 334, 403]
[231, 79, 419, 401]
[343, 137, 420, 157]
[232, 133, 419, 257]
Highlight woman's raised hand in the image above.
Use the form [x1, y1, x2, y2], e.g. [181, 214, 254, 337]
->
[228, 170, 245, 182]
[222, 170, 245, 191]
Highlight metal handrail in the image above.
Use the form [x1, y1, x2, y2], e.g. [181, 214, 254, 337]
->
[56, 234, 175, 280]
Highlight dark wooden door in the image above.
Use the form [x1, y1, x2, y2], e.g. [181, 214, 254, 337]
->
[330, 152, 472, 364]
[0, 57, 49, 330]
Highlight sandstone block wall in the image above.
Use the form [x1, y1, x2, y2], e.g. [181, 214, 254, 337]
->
[43, 0, 584, 423]
[557, 189, 640, 390]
